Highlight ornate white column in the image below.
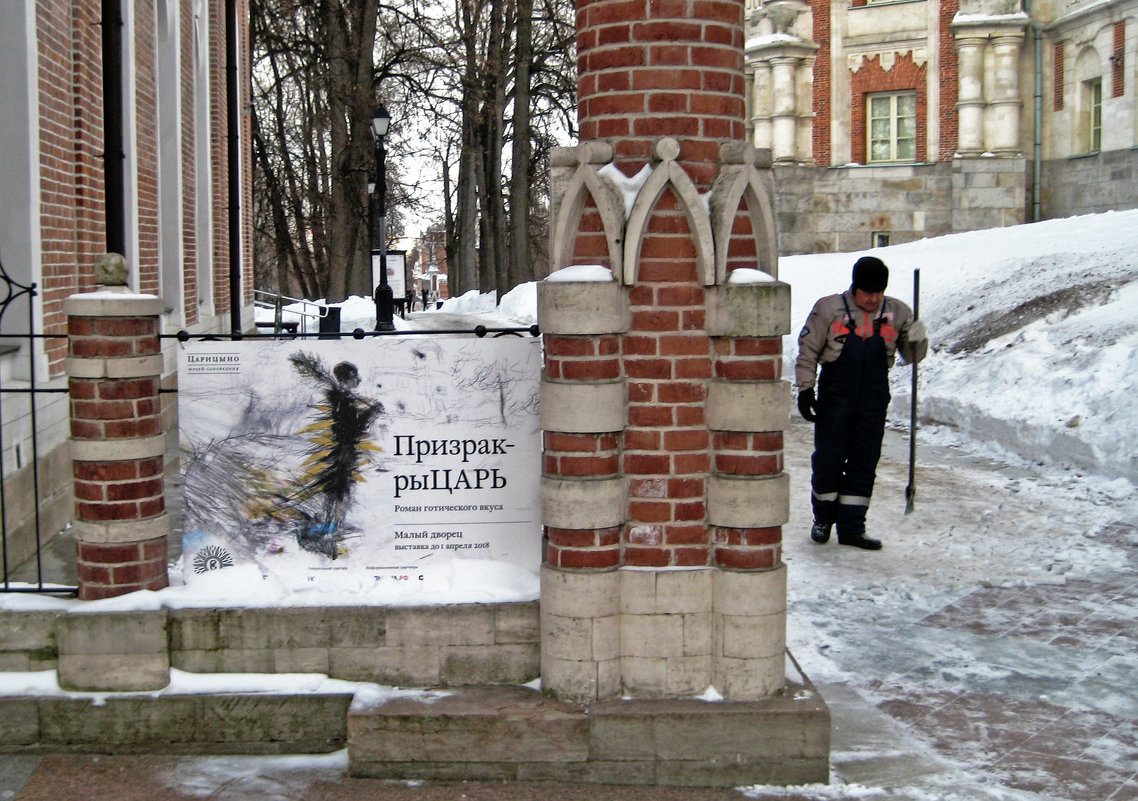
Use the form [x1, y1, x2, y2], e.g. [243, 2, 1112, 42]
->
[751, 60, 774, 150]
[744, 0, 817, 164]
[770, 56, 799, 162]
[955, 34, 987, 156]
[795, 56, 815, 163]
[988, 31, 1026, 154]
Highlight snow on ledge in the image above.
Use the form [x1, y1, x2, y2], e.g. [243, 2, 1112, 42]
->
[68, 289, 159, 300]
[598, 163, 653, 220]
[727, 267, 775, 284]
[546, 264, 615, 283]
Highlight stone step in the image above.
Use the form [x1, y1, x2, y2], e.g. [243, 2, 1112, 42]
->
[0, 691, 353, 754]
[347, 680, 830, 787]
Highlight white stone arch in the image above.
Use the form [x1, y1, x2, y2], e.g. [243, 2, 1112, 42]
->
[710, 145, 779, 282]
[623, 139, 716, 286]
[550, 143, 627, 281]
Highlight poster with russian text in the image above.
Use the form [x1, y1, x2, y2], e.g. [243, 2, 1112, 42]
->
[177, 336, 542, 600]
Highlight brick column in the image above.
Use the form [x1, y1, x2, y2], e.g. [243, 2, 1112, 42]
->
[542, 0, 790, 703]
[65, 284, 169, 600]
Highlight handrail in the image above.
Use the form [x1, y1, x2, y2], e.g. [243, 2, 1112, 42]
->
[161, 324, 541, 342]
[252, 290, 326, 335]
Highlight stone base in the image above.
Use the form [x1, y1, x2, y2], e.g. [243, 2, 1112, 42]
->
[347, 653, 829, 787]
[0, 692, 353, 754]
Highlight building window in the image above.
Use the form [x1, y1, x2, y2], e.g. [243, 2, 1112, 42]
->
[867, 91, 917, 163]
[1083, 78, 1102, 152]
[871, 231, 891, 248]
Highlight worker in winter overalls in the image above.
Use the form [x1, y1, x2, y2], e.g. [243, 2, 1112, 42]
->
[795, 257, 928, 550]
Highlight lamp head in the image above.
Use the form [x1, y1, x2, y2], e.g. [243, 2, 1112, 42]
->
[371, 104, 392, 141]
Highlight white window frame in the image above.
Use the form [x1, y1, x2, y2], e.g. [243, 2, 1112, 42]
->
[1084, 77, 1102, 153]
[866, 91, 917, 164]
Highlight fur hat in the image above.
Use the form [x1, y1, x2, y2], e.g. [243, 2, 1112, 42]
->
[852, 256, 889, 292]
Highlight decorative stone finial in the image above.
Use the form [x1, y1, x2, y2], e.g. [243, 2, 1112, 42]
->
[94, 253, 129, 286]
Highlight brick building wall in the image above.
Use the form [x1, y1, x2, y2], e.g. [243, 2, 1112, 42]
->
[937, 0, 959, 162]
[24, 0, 252, 365]
[810, 0, 831, 165]
[181, 0, 200, 326]
[0, 0, 253, 580]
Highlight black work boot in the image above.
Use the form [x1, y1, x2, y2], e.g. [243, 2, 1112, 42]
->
[810, 521, 832, 543]
[837, 533, 882, 550]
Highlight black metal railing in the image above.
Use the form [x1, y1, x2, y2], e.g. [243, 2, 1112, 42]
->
[0, 257, 71, 593]
[162, 323, 541, 343]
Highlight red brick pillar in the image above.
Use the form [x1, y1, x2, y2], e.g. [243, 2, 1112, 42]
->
[65, 283, 169, 600]
[541, 0, 789, 702]
[708, 309, 789, 571]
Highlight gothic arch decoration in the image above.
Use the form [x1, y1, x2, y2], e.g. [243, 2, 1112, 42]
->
[550, 142, 627, 280]
[623, 138, 716, 286]
[710, 142, 779, 282]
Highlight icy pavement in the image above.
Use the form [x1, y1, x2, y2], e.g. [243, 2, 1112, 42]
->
[781, 417, 1138, 800]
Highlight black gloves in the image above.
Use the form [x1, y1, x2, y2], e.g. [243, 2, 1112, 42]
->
[797, 388, 818, 422]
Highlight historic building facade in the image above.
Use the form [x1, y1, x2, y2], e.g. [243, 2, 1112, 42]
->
[746, 0, 1138, 253]
[0, 0, 253, 580]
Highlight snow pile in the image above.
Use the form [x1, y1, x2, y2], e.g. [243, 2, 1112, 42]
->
[779, 209, 1138, 484]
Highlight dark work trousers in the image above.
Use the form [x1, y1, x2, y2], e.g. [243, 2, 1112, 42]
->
[811, 310, 890, 537]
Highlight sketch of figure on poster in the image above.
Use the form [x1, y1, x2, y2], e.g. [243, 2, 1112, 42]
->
[177, 336, 542, 598]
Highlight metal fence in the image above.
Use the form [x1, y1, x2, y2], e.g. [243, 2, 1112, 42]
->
[0, 258, 71, 593]
[0, 273, 538, 595]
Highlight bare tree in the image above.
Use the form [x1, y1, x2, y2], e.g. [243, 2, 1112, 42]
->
[252, 0, 436, 302]
[251, 0, 575, 303]
[439, 0, 574, 297]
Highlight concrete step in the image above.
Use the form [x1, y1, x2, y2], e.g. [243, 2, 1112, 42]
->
[0, 691, 353, 754]
[347, 680, 830, 787]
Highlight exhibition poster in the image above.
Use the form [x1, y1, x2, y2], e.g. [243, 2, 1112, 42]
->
[177, 336, 543, 597]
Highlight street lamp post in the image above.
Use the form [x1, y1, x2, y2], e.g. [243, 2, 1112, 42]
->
[371, 104, 395, 332]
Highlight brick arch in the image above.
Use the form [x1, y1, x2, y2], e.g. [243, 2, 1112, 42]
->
[849, 53, 928, 164]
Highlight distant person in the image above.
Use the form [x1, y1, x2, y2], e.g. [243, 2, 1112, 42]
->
[795, 256, 928, 550]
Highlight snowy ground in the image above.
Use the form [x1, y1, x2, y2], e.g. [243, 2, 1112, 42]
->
[3, 212, 1137, 799]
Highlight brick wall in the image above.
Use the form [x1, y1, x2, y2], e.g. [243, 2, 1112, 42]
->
[31, 0, 252, 363]
[576, 0, 747, 170]
[938, 0, 959, 161]
[810, 0, 832, 165]
[210, 0, 230, 320]
[1054, 41, 1065, 112]
[135, 0, 160, 298]
[1112, 21, 1125, 98]
[37, 0, 86, 370]
[849, 53, 928, 165]
[181, 0, 199, 326]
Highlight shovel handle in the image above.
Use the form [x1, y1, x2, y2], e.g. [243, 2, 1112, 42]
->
[905, 269, 920, 512]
